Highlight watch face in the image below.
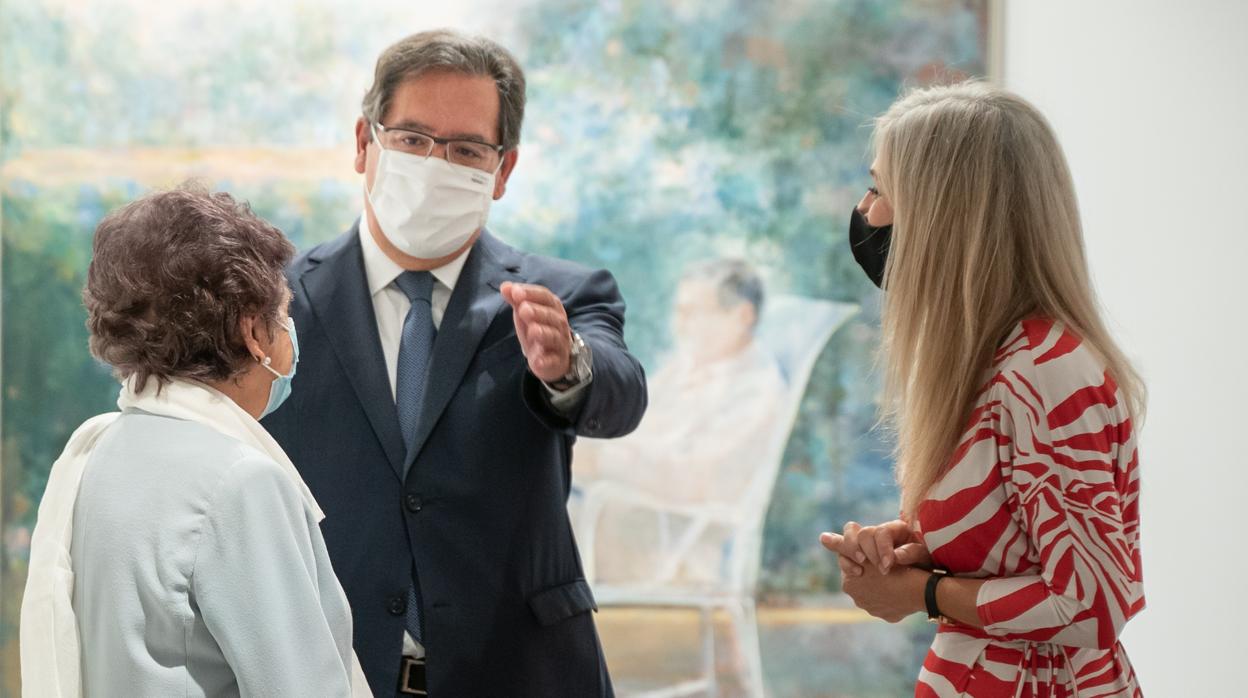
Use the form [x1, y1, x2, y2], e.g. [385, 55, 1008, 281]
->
[574, 336, 592, 377]
[566, 333, 591, 383]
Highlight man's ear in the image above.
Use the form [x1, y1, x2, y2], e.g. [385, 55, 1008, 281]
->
[735, 302, 758, 330]
[493, 149, 519, 200]
[354, 117, 370, 175]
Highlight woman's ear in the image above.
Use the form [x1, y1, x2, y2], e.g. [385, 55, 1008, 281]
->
[239, 315, 266, 363]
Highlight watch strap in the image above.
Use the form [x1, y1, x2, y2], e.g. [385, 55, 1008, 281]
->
[925, 569, 950, 623]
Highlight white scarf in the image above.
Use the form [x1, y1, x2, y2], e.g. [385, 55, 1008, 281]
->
[19, 378, 370, 696]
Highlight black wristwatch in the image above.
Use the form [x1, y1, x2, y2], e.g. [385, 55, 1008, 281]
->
[548, 332, 592, 391]
[925, 569, 951, 624]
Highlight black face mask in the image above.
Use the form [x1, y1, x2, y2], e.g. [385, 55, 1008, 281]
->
[848, 207, 891, 288]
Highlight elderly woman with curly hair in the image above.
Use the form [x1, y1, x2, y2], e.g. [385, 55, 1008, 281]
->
[20, 185, 369, 697]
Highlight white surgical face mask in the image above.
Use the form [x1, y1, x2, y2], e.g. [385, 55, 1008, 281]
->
[365, 137, 497, 259]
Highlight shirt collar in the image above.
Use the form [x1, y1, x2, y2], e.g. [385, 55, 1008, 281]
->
[357, 216, 470, 297]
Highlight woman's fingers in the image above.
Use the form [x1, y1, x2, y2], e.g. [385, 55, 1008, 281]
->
[894, 542, 934, 569]
[855, 525, 885, 569]
[880, 519, 915, 544]
[819, 531, 864, 577]
[872, 526, 896, 573]
[842, 522, 867, 564]
[838, 555, 864, 578]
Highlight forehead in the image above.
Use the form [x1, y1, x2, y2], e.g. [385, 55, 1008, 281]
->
[675, 278, 719, 306]
[383, 70, 500, 142]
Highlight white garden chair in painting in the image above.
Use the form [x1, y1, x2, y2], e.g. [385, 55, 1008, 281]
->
[577, 295, 858, 697]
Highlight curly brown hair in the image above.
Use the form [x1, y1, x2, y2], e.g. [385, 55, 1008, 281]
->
[83, 183, 295, 392]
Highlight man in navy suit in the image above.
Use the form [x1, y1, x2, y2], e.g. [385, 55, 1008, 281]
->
[263, 30, 647, 697]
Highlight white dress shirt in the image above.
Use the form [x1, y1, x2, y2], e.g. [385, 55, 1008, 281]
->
[359, 222, 470, 397]
[357, 222, 589, 659]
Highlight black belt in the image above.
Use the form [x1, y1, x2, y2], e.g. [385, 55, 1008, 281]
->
[398, 655, 427, 696]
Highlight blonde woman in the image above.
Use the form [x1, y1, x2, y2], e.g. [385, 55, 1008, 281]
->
[821, 83, 1145, 696]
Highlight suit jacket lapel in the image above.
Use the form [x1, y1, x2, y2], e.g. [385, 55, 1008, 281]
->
[406, 231, 521, 471]
[301, 223, 407, 481]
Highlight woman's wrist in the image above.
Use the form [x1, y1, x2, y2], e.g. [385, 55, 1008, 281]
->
[906, 566, 932, 616]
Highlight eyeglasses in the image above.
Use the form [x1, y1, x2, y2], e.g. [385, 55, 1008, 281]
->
[372, 122, 505, 173]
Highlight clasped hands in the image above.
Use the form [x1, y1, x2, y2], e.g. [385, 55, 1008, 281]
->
[819, 519, 933, 623]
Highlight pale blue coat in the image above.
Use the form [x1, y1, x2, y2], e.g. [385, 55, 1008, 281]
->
[70, 409, 354, 697]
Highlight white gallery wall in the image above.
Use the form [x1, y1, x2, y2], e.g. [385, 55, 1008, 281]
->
[1003, 1, 1248, 693]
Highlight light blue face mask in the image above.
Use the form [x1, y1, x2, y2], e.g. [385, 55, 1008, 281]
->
[259, 318, 299, 418]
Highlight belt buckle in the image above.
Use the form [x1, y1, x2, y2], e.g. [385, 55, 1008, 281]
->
[398, 655, 427, 696]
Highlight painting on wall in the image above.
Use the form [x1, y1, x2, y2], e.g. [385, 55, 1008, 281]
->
[0, 0, 994, 694]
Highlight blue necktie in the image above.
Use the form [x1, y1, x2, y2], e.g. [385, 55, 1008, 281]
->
[394, 270, 436, 453]
[393, 270, 435, 644]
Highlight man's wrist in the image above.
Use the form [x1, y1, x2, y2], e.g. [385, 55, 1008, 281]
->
[546, 331, 591, 390]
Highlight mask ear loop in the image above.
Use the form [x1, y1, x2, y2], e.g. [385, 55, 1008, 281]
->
[258, 354, 282, 378]
[258, 317, 296, 377]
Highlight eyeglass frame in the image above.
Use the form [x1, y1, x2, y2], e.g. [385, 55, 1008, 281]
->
[370, 121, 507, 174]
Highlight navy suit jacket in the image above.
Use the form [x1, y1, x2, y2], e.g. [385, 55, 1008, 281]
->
[263, 223, 646, 697]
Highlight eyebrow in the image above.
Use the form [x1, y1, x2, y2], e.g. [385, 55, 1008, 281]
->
[388, 119, 495, 144]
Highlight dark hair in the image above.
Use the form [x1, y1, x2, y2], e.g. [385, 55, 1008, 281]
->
[361, 29, 527, 150]
[684, 258, 766, 328]
[83, 183, 295, 392]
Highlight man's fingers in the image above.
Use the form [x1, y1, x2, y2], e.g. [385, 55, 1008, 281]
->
[519, 301, 566, 328]
[512, 303, 530, 337]
[515, 305, 549, 348]
[504, 286, 572, 377]
[501, 281, 525, 307]
[515, 303, 570, 349]
[533, 321, 562, 346]
[513, 305, 573, 381]
[507, 283, 563, 309]
[529, 349, 549, 372]
[524, 314, 569, 344]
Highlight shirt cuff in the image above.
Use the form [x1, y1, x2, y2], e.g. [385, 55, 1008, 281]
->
[542, 375, 592, 415]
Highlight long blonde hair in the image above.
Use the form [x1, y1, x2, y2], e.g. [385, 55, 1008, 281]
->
[873, 82, 1145, 516]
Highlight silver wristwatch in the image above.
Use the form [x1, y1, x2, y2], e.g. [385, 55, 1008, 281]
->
[549, 332, 593, 391]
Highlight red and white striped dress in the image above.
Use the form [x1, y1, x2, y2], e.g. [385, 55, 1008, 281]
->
[914, 318, 1144, 697]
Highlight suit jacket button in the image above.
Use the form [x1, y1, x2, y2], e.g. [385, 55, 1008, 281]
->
[405, 493, 422, 513]
[587, 418, 600, 431]
[388, 596, 407, 616]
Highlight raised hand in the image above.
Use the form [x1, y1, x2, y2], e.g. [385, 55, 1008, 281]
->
[500, 282, 573, 383]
